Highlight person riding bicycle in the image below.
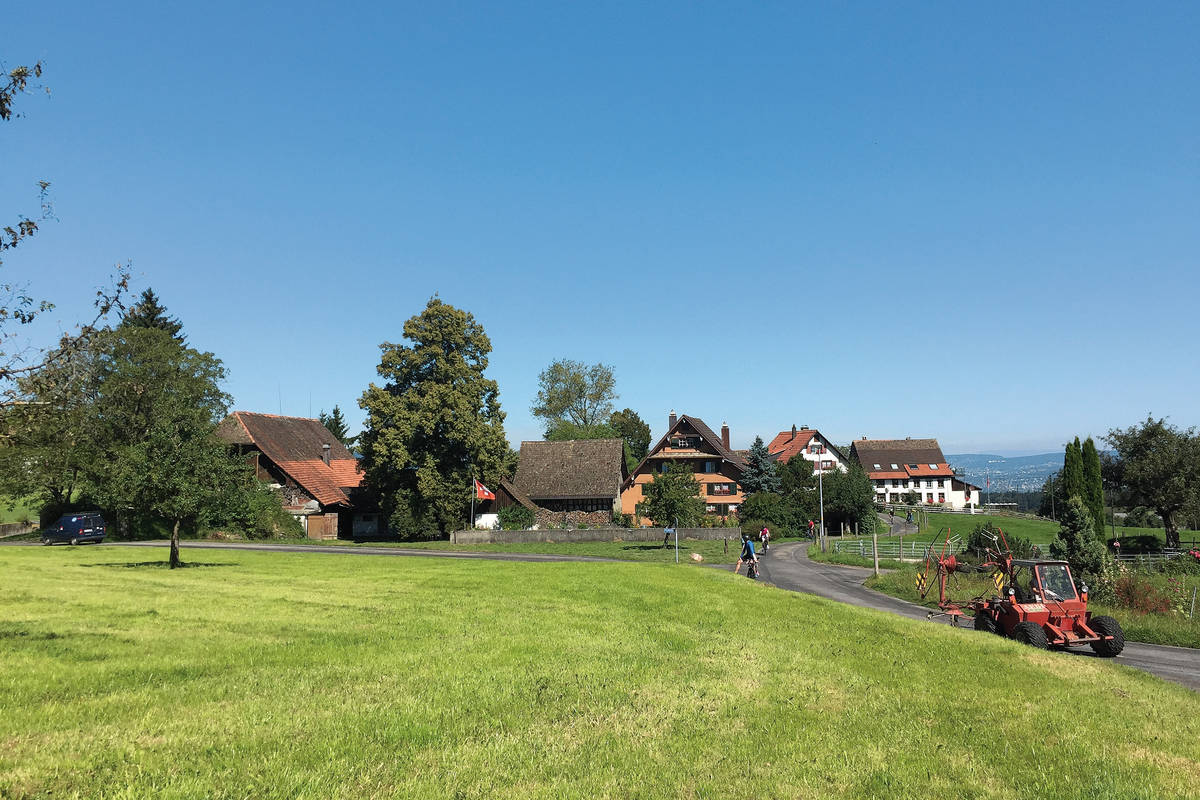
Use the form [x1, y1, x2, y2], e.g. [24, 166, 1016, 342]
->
[734, 531, 758, 576]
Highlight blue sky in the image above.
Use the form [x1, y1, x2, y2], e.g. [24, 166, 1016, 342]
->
[6, 2, 1198, 455]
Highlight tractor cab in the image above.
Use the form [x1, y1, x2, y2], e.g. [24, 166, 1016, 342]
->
[1008, 560, 1082, 606]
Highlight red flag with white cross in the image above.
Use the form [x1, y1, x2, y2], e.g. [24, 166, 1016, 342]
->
[474, 479, 495, 501]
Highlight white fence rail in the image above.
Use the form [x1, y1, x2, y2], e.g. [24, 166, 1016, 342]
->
[833, 536, 962, 560]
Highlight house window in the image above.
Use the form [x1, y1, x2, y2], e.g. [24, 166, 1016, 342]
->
[822, 460, 833, 470]
[929, 463, 938, 469]
[708, 483, 734, 496]
[873, 463, 881, 470]
[926, 493, 934, 503]
[728, 504, 738, 514]
[706, 504, 718, 514]
[704, 461, 717, 473]
[659, 462, 669, 473]
[891, 464, 899, 470]
[938, 493, 946, 503]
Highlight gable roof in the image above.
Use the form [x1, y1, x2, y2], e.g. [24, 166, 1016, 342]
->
[850, 438, 954, 480]
[767, 427, 849, 464]
[513, 439, 627, 500]
[217, 411, 362, 507]
[626, 414, 746, 487]
[497, 478, 538, 511]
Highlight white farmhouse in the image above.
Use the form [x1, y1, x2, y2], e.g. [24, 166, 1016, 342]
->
[849, 437, 980, 510]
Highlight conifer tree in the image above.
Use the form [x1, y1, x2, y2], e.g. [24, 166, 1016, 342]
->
[1061, 437, 1084, 502]
[318, 405, 356, 449]
[1081, 436, 1107, 541]
[121, 288, 184, 342]
[1049, 497, 1107, 582]
[739, 435, 781, 495]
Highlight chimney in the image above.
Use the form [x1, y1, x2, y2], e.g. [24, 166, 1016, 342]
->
[322, 443, 331, 466]
[800, 425, 809, 431]
[668, 410, 677, 429]
[721, 422, 730, 450]
[862, 435, 867, 440]
[790, 424, 797, 440]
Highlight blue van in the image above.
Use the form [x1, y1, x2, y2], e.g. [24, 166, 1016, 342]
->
[42, 513, 107, 545]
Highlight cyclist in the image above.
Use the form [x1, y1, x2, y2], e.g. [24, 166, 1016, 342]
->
[734, 531, 758, 577]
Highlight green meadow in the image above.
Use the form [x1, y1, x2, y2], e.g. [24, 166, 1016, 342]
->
[3, 546, 1198, 799]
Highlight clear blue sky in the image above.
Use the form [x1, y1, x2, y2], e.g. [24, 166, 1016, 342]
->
[6, 2, 1198, 455]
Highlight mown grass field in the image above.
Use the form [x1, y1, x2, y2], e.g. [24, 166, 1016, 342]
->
[865, 566, 1200, 649]
[0, 496, 39, 526]
[277, 534, 807, 565]
[3, 546, 1199, 799]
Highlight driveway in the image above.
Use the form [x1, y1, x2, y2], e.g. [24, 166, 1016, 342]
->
[756, 541, 1200, 691]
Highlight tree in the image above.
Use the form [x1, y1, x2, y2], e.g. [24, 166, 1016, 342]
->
[358, 298, 510, 536]
[121, 288, 184, 341]
[1105, 416, 1200, 549]
[318, 405, 357, 449]
[739, 436, 781, 495]
[85, 327, 242, 567]
[778, 456, 816, 495]
[637, 462, 704, 527]
[544, 420, 618, 441]
[609, 408, 651, 472]
[531, 359, 616, 432]
[1049, 497, 1108, 582]
[1061, 437, 1084, 502]
[819, 463, 876, 532]
[1081, 437, 1106, 541]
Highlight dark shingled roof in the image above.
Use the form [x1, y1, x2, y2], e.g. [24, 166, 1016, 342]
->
[513, 439, 627, 500]
[849, 438, 947, 470]
[217, 411, 361, 507]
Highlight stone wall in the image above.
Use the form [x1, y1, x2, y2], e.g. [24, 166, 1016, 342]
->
[451, 527, 742, 545]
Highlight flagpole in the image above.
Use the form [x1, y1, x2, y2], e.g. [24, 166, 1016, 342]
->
[470, 475, 476, 531]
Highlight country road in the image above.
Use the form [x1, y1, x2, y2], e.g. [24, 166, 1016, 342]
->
[755, 541, 1200, 691]
[7, 538, 1198, 690]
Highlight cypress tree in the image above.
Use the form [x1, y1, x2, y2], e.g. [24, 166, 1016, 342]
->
[1061, 437, 1084, 502]
[1081, 437, 1107, 541]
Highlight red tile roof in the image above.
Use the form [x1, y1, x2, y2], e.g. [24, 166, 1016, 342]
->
[766, 430, 816, 463]
[218, 411, 361, 508]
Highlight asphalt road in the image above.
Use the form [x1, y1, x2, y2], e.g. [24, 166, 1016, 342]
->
[755, 541, 1200, 691]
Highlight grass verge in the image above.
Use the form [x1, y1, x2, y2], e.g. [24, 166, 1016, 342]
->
[865, 566, 1200, 649]
[806, 543, 904, 570]
[3, 547, 1198, 798]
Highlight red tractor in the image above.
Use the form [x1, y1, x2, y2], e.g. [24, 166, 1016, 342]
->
[917, 528, 1125, 657]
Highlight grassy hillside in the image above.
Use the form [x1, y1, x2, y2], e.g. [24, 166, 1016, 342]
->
[2, 547, 1198, 799]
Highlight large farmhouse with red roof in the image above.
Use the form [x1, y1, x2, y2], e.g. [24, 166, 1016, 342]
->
[766, 424, 849, 474]
[848, 437, 980, 510]
[217, 411, 378, 539]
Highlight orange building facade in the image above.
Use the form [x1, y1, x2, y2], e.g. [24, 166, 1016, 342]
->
[621, 412, 746, 526]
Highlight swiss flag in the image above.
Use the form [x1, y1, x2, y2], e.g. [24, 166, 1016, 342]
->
[474, 479, 496, 501]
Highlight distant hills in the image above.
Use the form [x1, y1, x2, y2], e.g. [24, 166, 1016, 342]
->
[946, 453, 1064, 492]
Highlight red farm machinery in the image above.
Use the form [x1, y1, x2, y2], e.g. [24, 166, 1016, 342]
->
[915, 527, 1125, 657]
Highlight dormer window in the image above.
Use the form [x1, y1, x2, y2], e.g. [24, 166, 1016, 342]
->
[929, 463, 938, 470]
[891, 464, 899, 470]
[873, 464, 881, 470]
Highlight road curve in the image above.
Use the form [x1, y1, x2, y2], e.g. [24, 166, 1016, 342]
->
[756, 541, 1200, 691]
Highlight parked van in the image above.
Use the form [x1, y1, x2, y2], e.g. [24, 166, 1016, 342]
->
[42, 513, 106, 545]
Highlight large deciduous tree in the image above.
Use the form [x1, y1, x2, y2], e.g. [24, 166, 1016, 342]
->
[637, 462, 704, 527]
[358, 299, 510, 536]
[739, 436, 780, 495]
[1105, 416, 1199, 549]
[818, 463, 877, 533]
[88, 328, 240, 567]
[531, 359, 616, 432]
[609, 408, 651, 472]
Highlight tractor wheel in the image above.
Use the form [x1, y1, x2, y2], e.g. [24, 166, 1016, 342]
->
[1012, 621, 1048, 649]
[973, 613, 997, 634]
[1090, 615, 1126, 658]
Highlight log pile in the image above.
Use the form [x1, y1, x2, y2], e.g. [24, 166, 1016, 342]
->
[533, 507, 615, 529]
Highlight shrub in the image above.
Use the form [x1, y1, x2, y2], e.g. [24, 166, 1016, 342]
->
[1123, 506, 1163, 529]
[497, 504, 535, 531]
[612, 512, 634, 529]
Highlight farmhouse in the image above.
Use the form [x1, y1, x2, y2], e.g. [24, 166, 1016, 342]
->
[621, 412, 746, 525]
[512, 439, 628, 514]
[849, 436, 980, 510]
[767, 424, 849, 473]
[470, 479, 538, 530]
[217, 411, 376, 539]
